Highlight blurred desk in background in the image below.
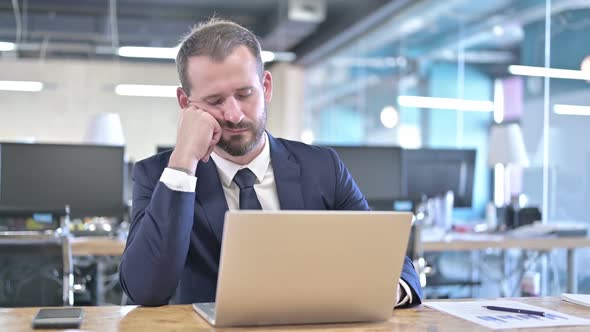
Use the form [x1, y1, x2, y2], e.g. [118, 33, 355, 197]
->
[72, 237, 125, 257]
[422, 233, 590, 293]
[72, 234, 590, 256]
[423, 234, 590, 251]
[71, 237, 126, 305]
[69, 234, 590, 296]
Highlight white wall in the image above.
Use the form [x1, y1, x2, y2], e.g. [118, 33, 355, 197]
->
[0, 58, 180, 161]
[266, 63, 305, 141]
[0, 58, 305, 161]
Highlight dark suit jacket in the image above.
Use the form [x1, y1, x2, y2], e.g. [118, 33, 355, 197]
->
[119, 133, 422, 306]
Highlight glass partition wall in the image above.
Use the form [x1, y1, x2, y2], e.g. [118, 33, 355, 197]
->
[303, 0, 590, 297]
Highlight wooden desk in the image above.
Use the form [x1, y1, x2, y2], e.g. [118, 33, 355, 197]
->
[71, 237, 126, 256]
[421, 234, 590, 293]
[71, 235, 590, 293]
[1, 297, 589, 332]
[422, 234, 590, 252]
[72, 234, 590, 256]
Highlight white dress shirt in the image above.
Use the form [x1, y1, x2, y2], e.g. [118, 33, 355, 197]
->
[157, 132, 412, 306]
[209, 133, 280, 211]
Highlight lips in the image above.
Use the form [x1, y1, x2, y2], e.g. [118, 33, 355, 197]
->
[224, 127, 248, 134]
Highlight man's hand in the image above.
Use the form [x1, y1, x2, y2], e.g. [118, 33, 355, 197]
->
[168, 104, 221, 175]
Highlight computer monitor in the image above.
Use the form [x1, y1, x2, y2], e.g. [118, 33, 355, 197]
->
[329, 146, 403, 210]
[0, 143, 125, 218]
[124, 161, 134, 205]
[401, 148, 476, 207]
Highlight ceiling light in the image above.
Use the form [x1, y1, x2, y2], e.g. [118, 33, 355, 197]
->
[397, 96, 494, 112]
[261, 51, 296, 63]
[118, 46, 179, 59]
[380, 106, 399, 128]
[397, 125, 422, 149]
[115, 84, 177, 98]
[493, 25, 504, 36]
[0, 80, 43, 92]
[118, 46, 295, 63]
[581, 55, 590, 72]
[554, 104, 590, 116]
[508, 65, 590, 80]
[261, 51, 275, 63]
[399, 18, 424, 35]
[0, 41, 16, 51]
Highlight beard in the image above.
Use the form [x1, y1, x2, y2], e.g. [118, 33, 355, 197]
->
[216, 105, 267, 157]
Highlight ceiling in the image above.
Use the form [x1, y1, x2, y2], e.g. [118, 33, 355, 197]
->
[0, 0, 394, 63]
[309, 0, 590, 82]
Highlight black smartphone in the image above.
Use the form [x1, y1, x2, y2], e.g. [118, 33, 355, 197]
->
[32, 308, 83, 329]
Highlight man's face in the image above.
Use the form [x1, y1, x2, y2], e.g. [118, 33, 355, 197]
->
[181, 46, 272, 157]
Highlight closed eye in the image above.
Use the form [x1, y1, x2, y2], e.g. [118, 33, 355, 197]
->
[206, 98, 223, 106]
[236, 88, 253, 99]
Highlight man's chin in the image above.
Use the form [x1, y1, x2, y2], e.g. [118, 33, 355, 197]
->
[222, 133, 248, 146]
[217, 128, 265, 157]
[218, 138, 252, 157]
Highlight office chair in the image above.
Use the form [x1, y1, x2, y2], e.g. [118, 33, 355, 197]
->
[0, 208, 74, 307]
[407, 220, 482, 299]
[0, 234, 74, 306]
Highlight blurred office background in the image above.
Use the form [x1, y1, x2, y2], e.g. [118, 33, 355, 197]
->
[0, 0, 589, 305]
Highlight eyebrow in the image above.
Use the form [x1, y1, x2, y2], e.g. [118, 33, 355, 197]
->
[201, 87, 253, 101]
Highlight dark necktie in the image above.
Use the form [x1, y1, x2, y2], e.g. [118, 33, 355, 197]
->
[233, 168, 262, 210]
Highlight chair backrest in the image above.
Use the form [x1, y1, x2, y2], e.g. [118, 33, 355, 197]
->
[0, 207, 73, 307]
[0, 234, 73, 307]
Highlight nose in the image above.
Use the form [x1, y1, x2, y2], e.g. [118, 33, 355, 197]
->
[222, 97, 244, 124]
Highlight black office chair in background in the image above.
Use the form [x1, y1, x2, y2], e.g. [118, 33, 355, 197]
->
[0, 208, 74, 307]
[406, 209, 482, 299]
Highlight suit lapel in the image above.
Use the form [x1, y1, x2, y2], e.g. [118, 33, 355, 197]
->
[194, 134, 303, 242]
[268, 133, 305, 210]
[195, 159, 228, 243]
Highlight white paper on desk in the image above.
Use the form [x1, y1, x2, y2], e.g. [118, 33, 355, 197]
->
[562, 293, 590, 308]
[425, 300, 590, 330]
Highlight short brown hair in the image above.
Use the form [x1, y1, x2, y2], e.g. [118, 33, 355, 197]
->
[176, 18, 264, 95]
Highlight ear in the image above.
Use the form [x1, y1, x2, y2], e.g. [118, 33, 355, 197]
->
[177, 87, 189, 109]
[262, 71, 273, 104]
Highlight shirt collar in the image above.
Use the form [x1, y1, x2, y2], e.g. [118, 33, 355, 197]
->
[210, 132, 270, 188]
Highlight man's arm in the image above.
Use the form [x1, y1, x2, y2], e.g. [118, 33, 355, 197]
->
[328, 148, 423, 307]
[398, 257, 423, 306]
[119, 162, 196, 306]
[119, 96, 222, 306]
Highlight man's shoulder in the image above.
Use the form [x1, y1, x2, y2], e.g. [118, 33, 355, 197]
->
[134, 149, 173, 175]
[273, 137, 336, 158]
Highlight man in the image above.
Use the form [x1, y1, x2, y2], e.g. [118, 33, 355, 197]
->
[119, 18, 422, 307]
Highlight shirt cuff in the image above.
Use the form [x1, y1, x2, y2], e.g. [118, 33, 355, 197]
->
[395, 278, 413, 307]
[160, 168, 197, 192]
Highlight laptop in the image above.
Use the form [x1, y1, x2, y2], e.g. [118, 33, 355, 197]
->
[192, 210, 413, 327]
